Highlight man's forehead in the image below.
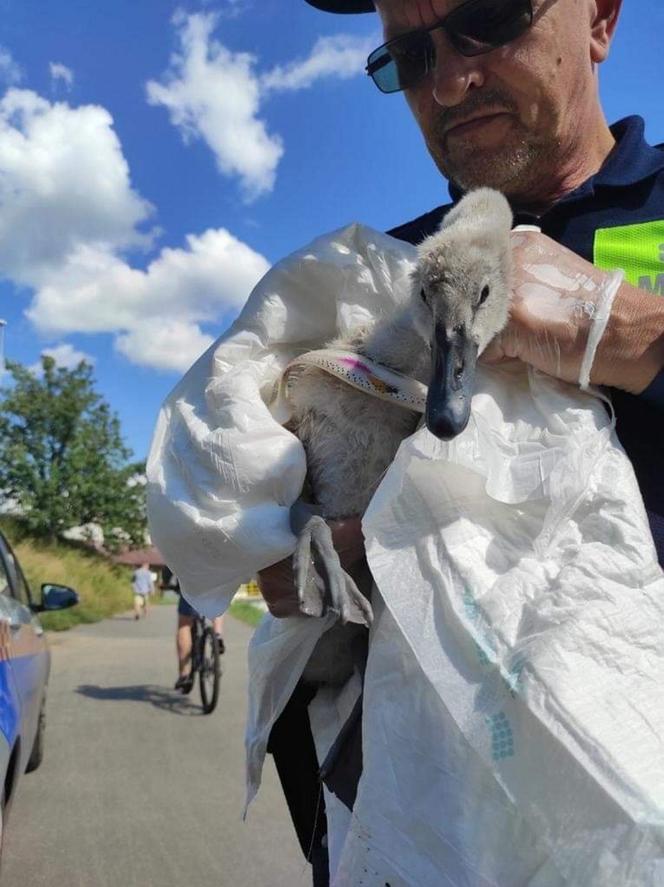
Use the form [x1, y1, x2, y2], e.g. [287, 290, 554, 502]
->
[375, 0, 581, 36]
[375, 0, 460, 36]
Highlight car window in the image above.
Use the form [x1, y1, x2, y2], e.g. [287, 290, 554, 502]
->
[7, 552, 31, 606]
[0, 552, 11, 597]
[0, 537, 31, 606]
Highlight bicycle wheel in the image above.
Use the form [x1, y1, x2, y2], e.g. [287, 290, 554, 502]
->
[199, 627, 221, 714]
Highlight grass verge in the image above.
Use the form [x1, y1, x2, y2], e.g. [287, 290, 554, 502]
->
[229, 599, 266, 628]
[2, 518, 269, 632]
[2, 518, 134, 631]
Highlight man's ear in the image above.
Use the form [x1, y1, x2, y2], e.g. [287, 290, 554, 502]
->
[590, 0, 623, 64]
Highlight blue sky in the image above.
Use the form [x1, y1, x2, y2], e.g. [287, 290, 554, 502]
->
[0, 0, 662, 461]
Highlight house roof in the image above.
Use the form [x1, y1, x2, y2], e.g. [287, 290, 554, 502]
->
[113, 545, 167, 567]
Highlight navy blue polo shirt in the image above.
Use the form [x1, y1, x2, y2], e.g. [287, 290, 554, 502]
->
[388, 116, 664, 564]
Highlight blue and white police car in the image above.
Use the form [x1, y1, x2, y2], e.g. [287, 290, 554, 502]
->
[0, 529, 78, 847]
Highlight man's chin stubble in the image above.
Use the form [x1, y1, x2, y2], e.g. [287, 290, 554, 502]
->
[435, 140, 545, 194]
[431, 129, 546, 195]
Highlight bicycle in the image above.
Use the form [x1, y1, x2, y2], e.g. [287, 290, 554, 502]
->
[182, 613, 222, 714]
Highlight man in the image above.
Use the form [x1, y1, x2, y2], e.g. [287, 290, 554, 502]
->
[148, 0, 664, 882]
[262, 0, 664, 614]
[264, 0, 664, 605]
[256, 0, 664, 881]
[131, 561, 154, 620]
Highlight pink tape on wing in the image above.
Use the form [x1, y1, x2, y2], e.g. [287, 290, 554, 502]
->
[339, 356, 370, 373]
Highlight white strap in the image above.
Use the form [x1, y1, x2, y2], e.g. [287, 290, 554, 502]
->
[278, 348, 427, 413]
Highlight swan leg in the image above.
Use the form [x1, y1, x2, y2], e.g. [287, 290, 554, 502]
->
[290, 501, 373, 626]
[292, 516, 326, 618]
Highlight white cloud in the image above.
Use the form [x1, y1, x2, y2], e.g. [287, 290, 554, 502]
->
[261, 35, 374, 93]
[29, 342, 95, 375]
[0, 89, 154, 283]
[0, 19, 371, 376]
[27, 228, 269, 335]
[0, 87, 269, 372]
[210, 0, 250, 19]
[115, 321, 214, 372]
[0, 47, 22, 86]
[23, 227, 269, 371]
[41, 343, 95, 368]
[50, 62, 74, 90]
[146, 12, 283, 202]
[146, 12, 372, 200]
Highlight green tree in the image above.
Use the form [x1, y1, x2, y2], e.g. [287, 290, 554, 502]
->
[0, 356, 146, 548]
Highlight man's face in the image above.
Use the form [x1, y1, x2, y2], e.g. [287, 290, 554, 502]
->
[374, 0, 608, 200]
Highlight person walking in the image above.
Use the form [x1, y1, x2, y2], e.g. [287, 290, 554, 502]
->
[131, 561, 154, 620]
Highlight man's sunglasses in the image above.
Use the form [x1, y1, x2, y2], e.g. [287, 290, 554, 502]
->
[366, 0, 533, 94]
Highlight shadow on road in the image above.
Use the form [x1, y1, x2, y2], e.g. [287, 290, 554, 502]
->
[75, 683, 205, 716]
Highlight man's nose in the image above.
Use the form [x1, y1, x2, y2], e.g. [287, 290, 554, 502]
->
[429, 31, 486, 106]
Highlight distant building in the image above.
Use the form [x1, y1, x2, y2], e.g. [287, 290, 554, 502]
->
[113, 545, 167, 569]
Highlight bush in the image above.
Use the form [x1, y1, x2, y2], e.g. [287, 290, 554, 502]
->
[2, 521, 134, 631]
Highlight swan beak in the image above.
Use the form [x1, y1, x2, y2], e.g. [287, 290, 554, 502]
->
[425, 323, 478, 440]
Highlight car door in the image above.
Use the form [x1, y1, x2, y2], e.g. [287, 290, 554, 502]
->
[0, 535, 49, 768]
[0, 547, 22, 757]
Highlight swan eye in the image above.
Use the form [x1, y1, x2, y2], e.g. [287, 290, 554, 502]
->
[479, 284, 490, 305]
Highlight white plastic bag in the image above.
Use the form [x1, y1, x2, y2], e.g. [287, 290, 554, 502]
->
[147, 224, 664, 885]
[341, 360, 664, 885]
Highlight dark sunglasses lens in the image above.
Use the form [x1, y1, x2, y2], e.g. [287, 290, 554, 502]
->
[367, 32, 434, 94]
[367, 0, 532, 93]
[450, 0, 532, 55]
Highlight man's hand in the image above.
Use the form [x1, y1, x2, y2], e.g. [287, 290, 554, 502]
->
[482, 230, 664, 393]
[257, 515, 365, 618]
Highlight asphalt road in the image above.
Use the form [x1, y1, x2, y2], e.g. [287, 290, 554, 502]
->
[1, 604, 310, 887]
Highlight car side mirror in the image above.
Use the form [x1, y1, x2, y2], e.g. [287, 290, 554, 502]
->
[39, 584, 79, 611]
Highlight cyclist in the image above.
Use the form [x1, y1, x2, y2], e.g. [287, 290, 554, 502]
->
[173, 578, 224, 692]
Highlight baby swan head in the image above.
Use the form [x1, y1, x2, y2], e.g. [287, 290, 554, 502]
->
[413, 188, 513, 440]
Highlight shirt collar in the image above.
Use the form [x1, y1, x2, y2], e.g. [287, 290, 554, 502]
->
[593, 116, 664, 188]
[448, 116, 664, 207]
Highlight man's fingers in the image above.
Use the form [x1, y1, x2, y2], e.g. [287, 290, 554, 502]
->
[329, 516, 365, 568]
[265, 596, 300, 618]
[257, 558, 301, 618]
[256, 515, 366, 618]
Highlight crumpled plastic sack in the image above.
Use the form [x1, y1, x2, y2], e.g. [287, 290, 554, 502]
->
[147, 223, 414, 617]
[147, 223, 664, 886]
[345, 363, 664, 886]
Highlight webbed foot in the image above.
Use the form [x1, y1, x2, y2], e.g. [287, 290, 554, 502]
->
[290, 501, 373, 626]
